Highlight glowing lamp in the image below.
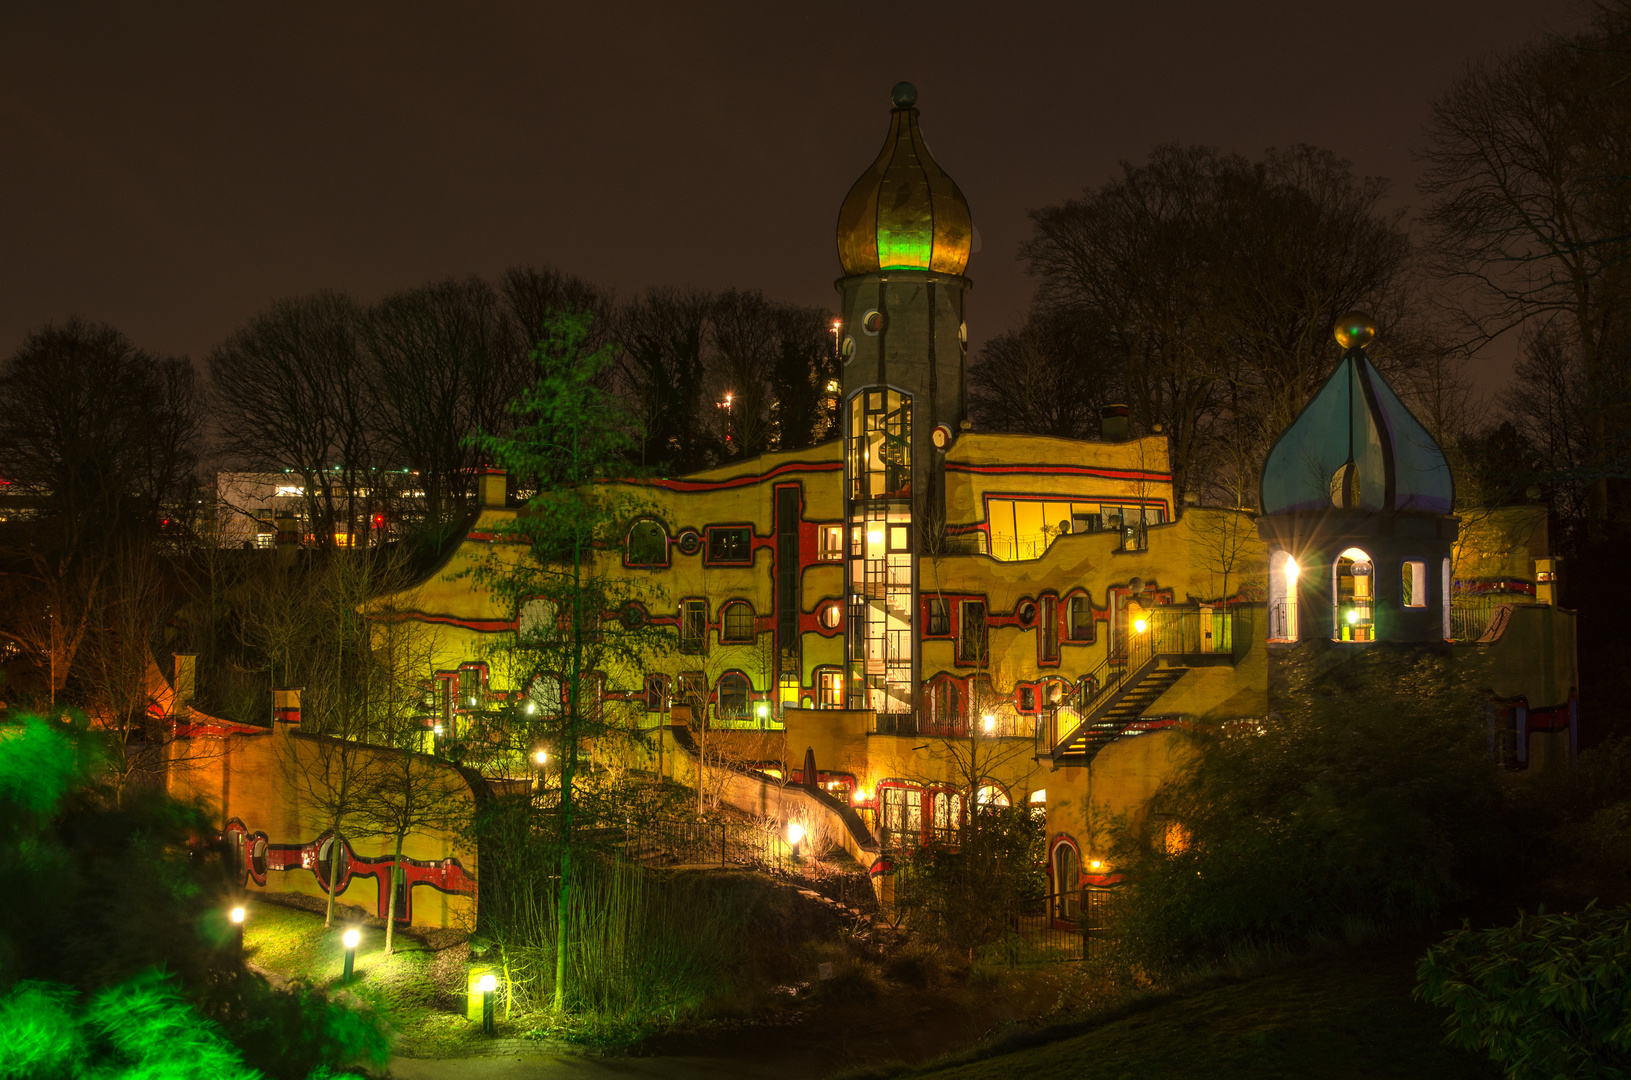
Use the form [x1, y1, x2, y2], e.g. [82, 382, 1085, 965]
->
[342, 929, 360, 950]
[787, 822, 806, 847]
[755, 701, 769, 720]
[1284, 556, 1300, 583]
[433, 723, 443, 735]
[533, 749, 547, 766]
[982, 713, 996, 733]
[852, 788, 870, 805]
[826, 379, 841, 393]
[1089, 859, 1104, 872]
[525, 701, 537, 715]
[867, 529, 884, 544]
[1133, 617, 1149, 634]
[1347, 609, 1360, 625]
[230, 906, 246, 925]
[476, 974, 497, 994]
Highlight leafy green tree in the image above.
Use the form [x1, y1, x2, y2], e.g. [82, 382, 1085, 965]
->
[1107, 646, 1498, 976]
[466, 311, 671, 1012]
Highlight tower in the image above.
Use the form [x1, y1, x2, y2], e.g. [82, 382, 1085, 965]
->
[1258, 314, 1458, 645]
[834, 82, 973, 715]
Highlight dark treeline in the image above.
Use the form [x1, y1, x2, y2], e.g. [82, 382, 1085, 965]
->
[208, 272, 839, 550]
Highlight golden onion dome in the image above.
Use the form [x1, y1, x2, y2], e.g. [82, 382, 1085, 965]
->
[836, 82, 973, 277]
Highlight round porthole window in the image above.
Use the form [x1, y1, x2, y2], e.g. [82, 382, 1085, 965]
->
[840, 336, 856, 361]
[1018, 601, 1037, 626]
[930, 423, 954, 450]
[863, 310, 885, 335]
[820, 602, 842, 629]
[619, 603, 646, 630]
[251, 835, 268, 878]
[676, 530, 702, 556]
[958, 321, 968, 344]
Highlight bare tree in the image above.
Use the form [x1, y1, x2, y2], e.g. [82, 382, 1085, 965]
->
[1420, 11, 1631, 522]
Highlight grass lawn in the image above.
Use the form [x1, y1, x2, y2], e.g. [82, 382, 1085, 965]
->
[242, 897, 488, 1058]
[880, 941, 1501, 1080]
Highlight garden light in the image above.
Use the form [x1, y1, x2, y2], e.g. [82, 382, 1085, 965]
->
[787, 822, 805, 846]
[342, 928, 359, 982]
[477, 973, 496, 1035]
[533, 749, 547, 766]
[230, 904, 246, 951]
[230, 906, 245, 925]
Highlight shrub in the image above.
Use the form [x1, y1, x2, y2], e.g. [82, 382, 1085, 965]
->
[1107, 646, 1498, 975]
[893, 805, 1047, 958]
[1416, 904, 1631, 1079]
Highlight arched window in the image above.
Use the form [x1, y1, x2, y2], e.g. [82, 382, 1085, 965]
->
[926, 678, 963, 735]
[527, 672, 563, 718]
[716, 672, 750, 724]
[1054, 840, 1081, 919]
[1333, 547, 1375, 641]
[930, 789, 964, 843]
[519, 598, 557, 643]
[627, 520, 668, 566]
[721, 601, 755, 643]
[976, 783, 1010, 808]
[1268, 549, 1300, 641]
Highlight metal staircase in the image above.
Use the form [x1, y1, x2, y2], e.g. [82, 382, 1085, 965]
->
[1043, 605, 1244, 767]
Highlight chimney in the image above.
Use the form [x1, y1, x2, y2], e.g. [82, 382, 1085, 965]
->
[273, 687, 303, 730]
[173, 654, 196, 711]
[478, 467, 507, 509]
[1101, 404, 1130, 442]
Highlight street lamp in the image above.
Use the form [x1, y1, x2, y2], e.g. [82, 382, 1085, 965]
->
[230, 905, 246, 951]
[787, 821, 805, 861]
[341, 928, 360, 982]
[477, 973, 497, 1035]
[533, 748, 547, 766]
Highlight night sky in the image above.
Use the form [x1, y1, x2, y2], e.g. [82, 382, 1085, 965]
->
[0, 2, 1577, 385]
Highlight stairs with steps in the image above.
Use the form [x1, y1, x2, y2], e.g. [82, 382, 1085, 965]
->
[1048, 661, 1190, 765]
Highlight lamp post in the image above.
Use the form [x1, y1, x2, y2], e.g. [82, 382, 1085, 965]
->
[477, 973, 496, 1035]
[787, 821, 805, 862]
[341, 928, 359, 982]
[230, 904, 246, 952]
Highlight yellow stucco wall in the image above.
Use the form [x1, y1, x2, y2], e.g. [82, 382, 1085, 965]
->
[166, 723, 478, 929]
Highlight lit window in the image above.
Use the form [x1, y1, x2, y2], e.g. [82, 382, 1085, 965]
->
[819, 525, 844, 561]
[817, 670, 844, 708]
[722, 601, 755, 643]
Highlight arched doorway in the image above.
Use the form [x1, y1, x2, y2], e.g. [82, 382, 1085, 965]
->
[1332, 547, 1375, 641]
[1054, 841, 1081, 920]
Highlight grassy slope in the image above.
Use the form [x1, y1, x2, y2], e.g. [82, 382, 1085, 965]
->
[901, 943, 1500, 1080]
[243, 898, 481, 1057]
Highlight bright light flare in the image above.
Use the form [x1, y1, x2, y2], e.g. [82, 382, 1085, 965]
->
[230, 906, 245, 925]
[477, 974, 496, 993]
[1133, 617, 1149, 634]
[342, 929, 360, 950]
[982, 713, 996, 733]
[1347, 609, 1360, 624]
[1284, 555, 1299, 582]
[787, 822, 806, 846]
[1088, 859, 1104, 872]
[533, 749, 547, 766]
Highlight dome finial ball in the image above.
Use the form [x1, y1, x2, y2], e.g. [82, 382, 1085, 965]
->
[1334, 312, 1376, 351]
[891, 81, 917, 108]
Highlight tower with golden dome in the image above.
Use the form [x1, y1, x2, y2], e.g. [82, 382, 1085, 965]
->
[834, 81, 975, 716]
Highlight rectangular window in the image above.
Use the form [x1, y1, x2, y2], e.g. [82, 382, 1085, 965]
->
[958, 601, 987, 664]
[722, 602, 755, 643]
[1018, 685, 1037, 712]
[706, 526, 752, 564]
[927, 596, 950, 636]
[1402, 560, 1428, 608]
[1041, 596, 1060, 661]
[1068, 596, 1093, 640]
[679, 599, 707, 654]
[644, 674, 668, 712]
[817, 670, 843, 708]
[819, 525, 844, 561]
